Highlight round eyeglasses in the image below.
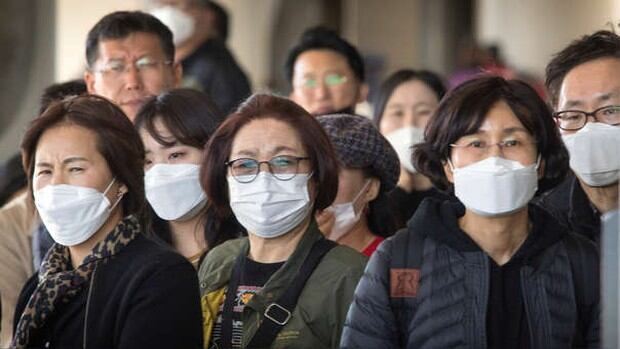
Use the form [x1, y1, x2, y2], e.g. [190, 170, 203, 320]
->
[225, 155, 310, 183]
[554, 105, 620, 131]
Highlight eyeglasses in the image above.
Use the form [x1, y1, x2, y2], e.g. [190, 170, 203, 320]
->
[298, 73, 348, 89]
[450, 138, 537, 160]
[554, 105, 620, 131]
[91, 57, 173, 80]
[225, 155, 310, 183]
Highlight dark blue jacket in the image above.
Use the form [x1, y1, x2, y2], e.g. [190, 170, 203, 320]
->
[341, 199, 599, 349]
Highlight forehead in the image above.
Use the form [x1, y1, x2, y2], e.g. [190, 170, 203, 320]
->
[388, 79, 439, 105]
[230, 118, 305, 156]
[466, 100, 529, 135]
[35, 124, 101, 160]
[293, 49, 353, 77]
[558, 57, 620, 108]
[94, 32, 167, 62]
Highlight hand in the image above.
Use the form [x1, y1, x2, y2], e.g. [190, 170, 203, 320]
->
[315, 209, 335, 238]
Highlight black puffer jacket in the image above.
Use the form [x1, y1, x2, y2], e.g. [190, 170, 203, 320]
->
[341, 198, 599, 349]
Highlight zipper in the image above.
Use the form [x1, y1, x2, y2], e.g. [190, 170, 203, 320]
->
[83, 265, 97, 349]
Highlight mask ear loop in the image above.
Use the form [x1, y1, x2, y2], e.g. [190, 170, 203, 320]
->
[352, 178, 374, 216]
[102, 178, 124, 211]
[534, 154, 542, 170]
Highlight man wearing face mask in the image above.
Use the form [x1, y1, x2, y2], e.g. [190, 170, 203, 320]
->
[286, 26, 368, 116]
[537, 30, 620, 244]
[150, 0, 251, 114]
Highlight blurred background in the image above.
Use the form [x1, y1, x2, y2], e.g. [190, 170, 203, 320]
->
[1, 0, 619, 163]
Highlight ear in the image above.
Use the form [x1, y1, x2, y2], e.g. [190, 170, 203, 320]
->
[357, 82, 369, 103]
[84, 70, 97, 94]
[172, 62, 183, 87]
[443, 160, 454, 184]
[363, 177, 380, 203]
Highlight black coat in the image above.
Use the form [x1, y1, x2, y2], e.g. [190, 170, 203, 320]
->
[13, 234, 203, 349]
[341, 199, 600, 348]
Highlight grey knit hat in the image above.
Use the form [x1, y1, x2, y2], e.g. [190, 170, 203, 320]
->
[317, 113, 400, 192]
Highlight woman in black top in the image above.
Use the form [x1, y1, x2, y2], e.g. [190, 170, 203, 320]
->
[373, 69, 449, 226]
[13, 95, 202, 349]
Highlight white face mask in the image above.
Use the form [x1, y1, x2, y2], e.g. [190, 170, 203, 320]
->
[34, 178, 122, 246]
[145, 164, 206, 221]
[150, 6, 195, 46]
[450, 156, 540, 217]
[228, 172, 312, 239]
[325, 179, 371, 241]
[384, 126, 425, 173]
[562, 122, 620, 187]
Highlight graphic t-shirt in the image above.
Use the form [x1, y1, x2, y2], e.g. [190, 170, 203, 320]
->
[210, 257, 284, 348]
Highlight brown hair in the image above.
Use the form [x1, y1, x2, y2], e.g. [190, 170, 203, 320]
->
[413, 76, 569, 194]
[21, 94, 146, 219]
[201, 93, 340, 218]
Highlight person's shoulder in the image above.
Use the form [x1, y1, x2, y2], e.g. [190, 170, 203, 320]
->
[319, 244, 368, 276]
[198, 237, 248, 288]
[119, 234, 190, 269]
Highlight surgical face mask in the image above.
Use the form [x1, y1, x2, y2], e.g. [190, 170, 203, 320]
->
[145, 163, 206, 221]
[150, 6, 195, 46]
[34, 178, 122, 246]
[385, 126, 425, 173]
[562, 122, 620, 187]
[228, 172, 312, 239]
[325, 179, 371, 241]
[450, 156, 540, 217]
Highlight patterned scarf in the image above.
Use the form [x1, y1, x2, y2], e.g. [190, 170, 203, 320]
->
[12, 215, 140, 348]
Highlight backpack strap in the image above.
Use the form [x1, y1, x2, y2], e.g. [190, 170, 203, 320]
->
[389, 228, 426, 346]
[247, 238, 338, 348]
[563, 232, 598, 339]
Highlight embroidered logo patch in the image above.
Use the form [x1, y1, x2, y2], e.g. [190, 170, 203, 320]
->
[390, 268, 420, 298]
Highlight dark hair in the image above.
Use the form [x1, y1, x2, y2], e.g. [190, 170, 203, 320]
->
[135, 88, 242, 249]
[204, 1, 229, 42]
[373, 69, 446, 126]
[21, 95, 146, 220]
[202, 93, 340, 218]
[39, 79, 87, 115]
[0, 153, 27, 207]
[362, 169, 400, 238]
[285, 26, 365, 84]
[86, 11, 174, 67]
[413, 76, 569, 194]
[546, 30, 620, 107]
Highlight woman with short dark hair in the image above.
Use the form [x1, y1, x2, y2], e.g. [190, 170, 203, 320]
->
[199, 94, 367, 348]
[13, 95, 202, 349]
[135, 88, 242, 268]
[342, 77, 599, 348]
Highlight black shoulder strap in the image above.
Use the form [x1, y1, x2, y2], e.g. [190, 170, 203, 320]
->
[563, 232, 597, 334]
[389, 228, 425, 347]
[247, 238, 337, 348]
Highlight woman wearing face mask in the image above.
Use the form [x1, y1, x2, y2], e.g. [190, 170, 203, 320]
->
[12, 95, 202, 348]
[199, 94, 367, 349]
[315, 114, 400, 256]
[135, 88, 242, 268]
[341, 77, 599, 348]
[374, 69, 450, 226]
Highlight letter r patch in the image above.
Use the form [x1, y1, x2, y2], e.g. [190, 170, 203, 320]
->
[390, 268, 420, 298]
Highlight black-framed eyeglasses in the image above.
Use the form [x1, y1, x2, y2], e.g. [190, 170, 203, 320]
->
[225, 155, 310, 183]
[554, 105, 620, 131]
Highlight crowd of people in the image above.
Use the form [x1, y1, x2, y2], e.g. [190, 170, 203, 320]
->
[0, 1, 618, 348]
